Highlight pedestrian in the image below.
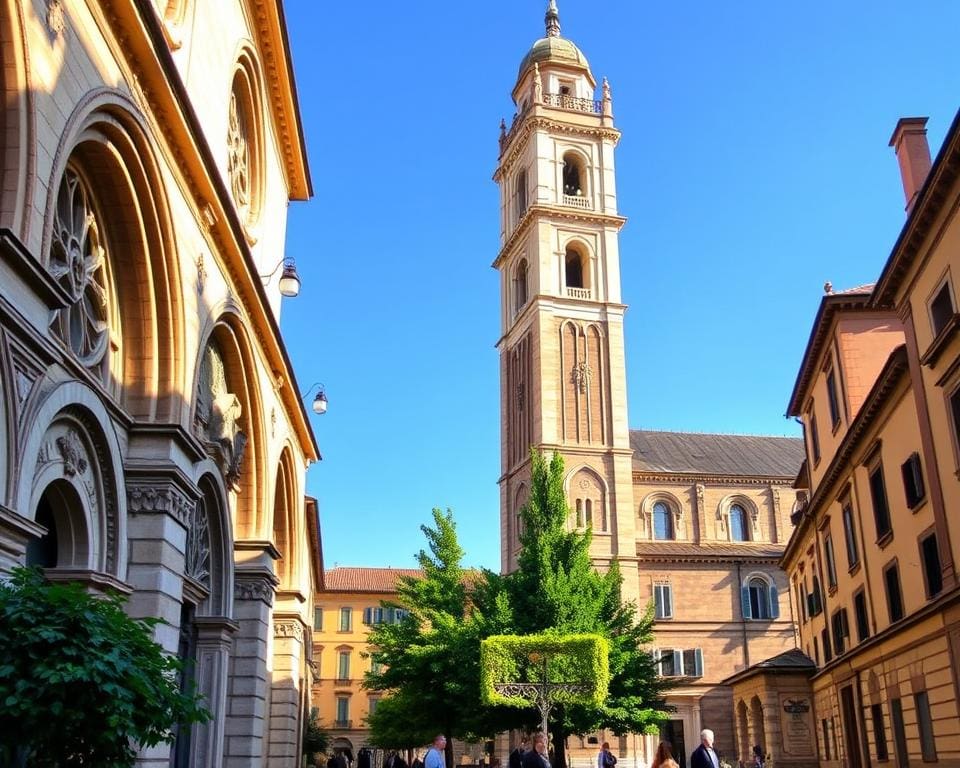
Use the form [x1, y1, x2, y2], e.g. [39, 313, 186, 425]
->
[522, 733, 551, 768]
[598, 742, 617, 768]
[425, 735, 447, 768]
[752, 746, 764, 768]
[412, 751, 425, 768]
[510, 738, 530, 768]
[690, 729, 720, 768]
[651, 741, 679, 768]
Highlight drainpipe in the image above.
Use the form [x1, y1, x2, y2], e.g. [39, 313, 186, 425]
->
[737, 561, 750, 667]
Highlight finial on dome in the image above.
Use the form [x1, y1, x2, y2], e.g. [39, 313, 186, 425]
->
[545, 0, 561, 38]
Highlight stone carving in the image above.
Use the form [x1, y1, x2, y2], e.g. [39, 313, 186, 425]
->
[46, 0, 65, 35]
[55, 429, 88, 477]
[227, 90, 250, 214]
[185, 497, 211, 587]
[234, 576, 275, 605]
[14, 370, 34, 407]
[274, 620, 304, 641]
[195, 341, 247, 490]
[127, 484, 192, 527]
[572, 361, 593, 394]
[602, 77, 611, 102]
[196, 253, 207, 295]
[533, 63, 543, 103]
[49, 167, 111, 376]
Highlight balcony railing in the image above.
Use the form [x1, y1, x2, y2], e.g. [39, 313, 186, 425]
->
[544, 93, 603, 114]
[563, 194, 592, 209]
[566, 287, 592, 300]
[334, 678, 352, 686]
[335, 720, 353, 729]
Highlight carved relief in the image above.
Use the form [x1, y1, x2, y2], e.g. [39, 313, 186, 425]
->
[234, 576, 275, 605]
[274, 620, 304, 642]
[46, 0, 65, 35]
[533, 63, 543, 103]
[227, 90, 250, 213]
[195, 341, 247, 489]
[185, 498, 211, 587]
[56, 430, 88, 477]
[572, 360, 593, 394]
[127, 484, 193, 528]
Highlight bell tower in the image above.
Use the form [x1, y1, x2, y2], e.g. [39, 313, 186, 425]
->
[496, 1, 638, 602]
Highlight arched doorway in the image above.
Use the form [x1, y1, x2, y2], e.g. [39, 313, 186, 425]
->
[25, 480, 89, 569]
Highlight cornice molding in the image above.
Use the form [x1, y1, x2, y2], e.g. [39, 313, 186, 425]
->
[632, 471, 796, 486]
[496, 113, 621, 178]
[0, 229, 71, 310]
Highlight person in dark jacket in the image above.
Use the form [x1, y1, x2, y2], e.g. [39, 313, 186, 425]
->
[510, 738, 530, 768]
[521, 734, 550, 768]
[690, 730, 720, 768]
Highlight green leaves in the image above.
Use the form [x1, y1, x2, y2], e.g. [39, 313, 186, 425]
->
[0, 567, 210, 767]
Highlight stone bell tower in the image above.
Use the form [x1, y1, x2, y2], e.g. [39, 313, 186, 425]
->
[495, 1, 638, 603]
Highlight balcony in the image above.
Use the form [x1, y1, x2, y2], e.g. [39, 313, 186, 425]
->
[335, 719, 352, 729]
[543, 93, 602, 114]
[566, 287, 591, 300]
[334, 678, 352, 686]
[563, 194, 592, 210]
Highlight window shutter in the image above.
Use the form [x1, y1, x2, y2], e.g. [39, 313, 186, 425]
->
[694, 648, 704, 677]
[665, 585, 674, 618]
[654, 586, 663, 618]
[652, 648, 660, 676]
[741, 586, 752, 619]
[770, 584, 780, 619]
[672, 650, 683, 676]
[362, 607, 372, 625]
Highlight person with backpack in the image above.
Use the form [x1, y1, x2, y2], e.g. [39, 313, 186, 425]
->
[598, 742, 617, 768]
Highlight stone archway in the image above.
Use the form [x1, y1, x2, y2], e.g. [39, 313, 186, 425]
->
[750, 696, 767, 757]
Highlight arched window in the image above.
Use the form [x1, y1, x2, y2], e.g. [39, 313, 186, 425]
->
[514, 259, 528, 314]
[730, 503, 749, 542]
[562, 152, 584, 197]
[585, 499, 593, 528]
[653, 501, 675, 540]
[26, 480, 90, 570]
[516, 169, 528, 218]
[576, 499, 584, 528]
[741, 575, 779, 621]
[565, 247, 584, 289]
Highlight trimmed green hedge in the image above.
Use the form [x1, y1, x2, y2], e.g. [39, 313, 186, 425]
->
[479, 634, 609, 709]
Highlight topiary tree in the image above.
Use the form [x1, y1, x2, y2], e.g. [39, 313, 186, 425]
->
[0, 567, 210, 767]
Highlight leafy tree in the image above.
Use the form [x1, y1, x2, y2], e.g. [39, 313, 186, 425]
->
[0, 567, 209, 768]
[505, 450, 670, 767]
[364, 509, 513, 766]
[303, 707, 331, 765]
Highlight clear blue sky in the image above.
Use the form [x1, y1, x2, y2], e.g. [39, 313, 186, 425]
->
[280, 1, 960, 572]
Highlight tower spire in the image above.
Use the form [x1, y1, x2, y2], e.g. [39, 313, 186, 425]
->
[545, 0, 561, 38]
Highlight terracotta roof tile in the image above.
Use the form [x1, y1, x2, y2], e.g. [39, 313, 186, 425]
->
[630, 430, 804, 478]
[636, 542, 784, 559]
[323, 567, 422, 593]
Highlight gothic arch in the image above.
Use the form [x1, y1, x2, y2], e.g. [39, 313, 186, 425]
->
[192, 308, 267, 540]
[227, 42, 267, 237]
[192, 469, 234, 618]
[16, 381, 126, 578]
[639, 491, 683, 540]
[40, 89, 185, 421]
[513, 481, 529, 545]
[564, 464, 608, 532]
[271, 445, 301, 589]
[0, 349, 9, 504]
[0, 0, 34, 240]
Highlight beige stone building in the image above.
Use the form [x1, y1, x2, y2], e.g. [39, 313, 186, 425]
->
[493, 4, 803, 767]
[0, 1, 322, 766]
[775, 113, 960, 768]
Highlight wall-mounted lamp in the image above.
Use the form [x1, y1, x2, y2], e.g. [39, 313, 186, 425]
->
[302, 382, 328, 415]
[260, 257, 302, 298]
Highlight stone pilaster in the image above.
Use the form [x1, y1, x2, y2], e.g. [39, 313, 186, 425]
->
[268, 615, 307, 766]
[190, 616, 238, 767]
[225, 543, 279, 768]
[0, 504, 45, 573]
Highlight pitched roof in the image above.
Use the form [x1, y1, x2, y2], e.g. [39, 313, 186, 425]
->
[324, 567, 422, 593]
[723, 649, 817, 685]
[636, 542, 784, 560]
[629, 430, 804, 479]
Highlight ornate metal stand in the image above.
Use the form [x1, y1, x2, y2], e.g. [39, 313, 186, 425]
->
[492, 653, 592, 734]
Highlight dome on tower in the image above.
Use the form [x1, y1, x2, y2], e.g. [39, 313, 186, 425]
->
[517, 1, 594, 85]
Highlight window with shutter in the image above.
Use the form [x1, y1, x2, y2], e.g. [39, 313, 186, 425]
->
[869, 464, 892, 539]
[654, 583, 673, 619]
[929, 280, 955, 338]
[769, 584, 780, 619]
[854, 590, 870, 642]
[741, 586, 752, 619]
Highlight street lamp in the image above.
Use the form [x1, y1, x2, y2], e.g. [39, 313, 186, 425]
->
[260, 257, 302, 298]
[302, 382, 328, 415]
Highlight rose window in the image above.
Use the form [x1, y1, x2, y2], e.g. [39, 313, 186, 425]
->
[227, 90, 250, 213]
[49, 167, 110, 371]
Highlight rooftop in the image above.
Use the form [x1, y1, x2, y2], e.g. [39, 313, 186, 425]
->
[630, 429, 804, 478]
[323, 567, 422, 593]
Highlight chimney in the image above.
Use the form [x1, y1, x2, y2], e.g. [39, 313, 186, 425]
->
[889, 117, 931, 213]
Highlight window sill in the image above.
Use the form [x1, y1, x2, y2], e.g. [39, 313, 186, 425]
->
[847, 561, 862, 577]
[909, 496, 928, 514]
[831, 419, 842, 435]
[921, 313, 960, 368]
[827, 584, 838, 597]
[876, 531, 894, 550]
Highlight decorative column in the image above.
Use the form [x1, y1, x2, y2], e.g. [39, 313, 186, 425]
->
[190, 616, 238, 767]
[268, 615, 307, 766]
[224, 541, 279, 768]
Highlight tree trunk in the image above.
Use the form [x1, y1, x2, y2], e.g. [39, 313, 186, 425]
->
[445, 733, 454, 768]
[550, 720, 567, 768]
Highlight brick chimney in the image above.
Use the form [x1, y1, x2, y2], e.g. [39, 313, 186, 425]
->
[889, 117, 932, 213]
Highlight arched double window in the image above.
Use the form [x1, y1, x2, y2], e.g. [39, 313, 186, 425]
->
[653, 501, 675, 541]
[741, 575, 779, 621]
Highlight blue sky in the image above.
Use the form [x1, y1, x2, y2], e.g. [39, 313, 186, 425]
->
[280, 1, 960, 572]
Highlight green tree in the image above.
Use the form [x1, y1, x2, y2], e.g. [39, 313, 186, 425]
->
[302, 707, 331, 765]
[364, 509, 513, 767]
[0, 567, 210, 768]
[505, 450, 670, 767]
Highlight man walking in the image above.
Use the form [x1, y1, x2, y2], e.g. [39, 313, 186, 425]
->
[510, 737, 529, 768]
[425, 735, 447, 768]
[522, 734, 551, 768]
[691, 730, 720, 768]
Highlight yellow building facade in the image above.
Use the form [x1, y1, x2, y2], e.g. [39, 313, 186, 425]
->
[780, 114, 960, 768]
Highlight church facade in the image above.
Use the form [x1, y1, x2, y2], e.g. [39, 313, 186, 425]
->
[494, 5, 803, 766]
[0, 1, 320, 766]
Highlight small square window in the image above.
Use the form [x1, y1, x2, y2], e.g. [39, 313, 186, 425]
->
[901, 453, 926, 509]
[930, 280, 955, 338]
